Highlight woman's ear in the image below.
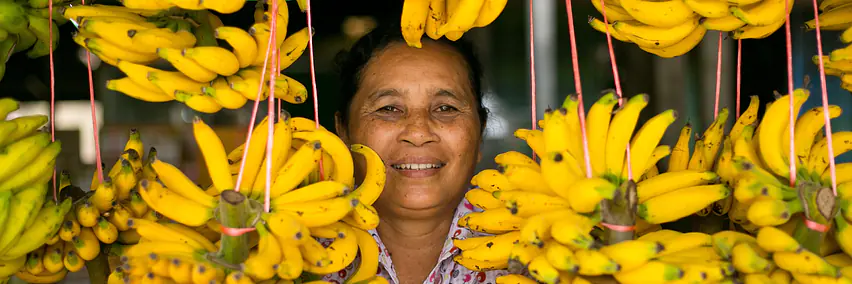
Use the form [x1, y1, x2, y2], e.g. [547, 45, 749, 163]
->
[334, 111, 350, 145]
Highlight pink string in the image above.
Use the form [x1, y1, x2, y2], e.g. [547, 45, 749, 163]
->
[305, 0, 325, 181]
[234, 7, 279, 194]
[263, 0, 281, 213]
[563, 0, 592, 178]
[810, 0, 839, 195]
[528, 0, 538, 162]
[713, 32, 722, 119]
[736, 40, 741, 119]
[597, 0, 632, 180]
[48, 2, 56, 201]
[783, 0, 796, 187]
[80, 0, 104, 185]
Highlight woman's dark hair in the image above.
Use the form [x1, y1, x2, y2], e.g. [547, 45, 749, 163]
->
[334, 23, 489, 132]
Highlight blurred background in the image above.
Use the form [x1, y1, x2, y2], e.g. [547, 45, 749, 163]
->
[4, 0, 852, 281]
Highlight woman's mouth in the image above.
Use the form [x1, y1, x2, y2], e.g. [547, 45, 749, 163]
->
[391, 163, 445, 170]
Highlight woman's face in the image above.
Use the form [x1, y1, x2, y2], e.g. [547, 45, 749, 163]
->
[336, 41, 483, 218]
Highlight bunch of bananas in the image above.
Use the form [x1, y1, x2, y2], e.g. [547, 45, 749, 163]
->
[0, 0, 75, 81]
[99, 114, 388, 283]
[587, 0, 792, 58]
[455, 92, 736, 283]
[0, 98, 71, 283]
[65, 1, 312, 113]
[400, 0, 507, 47]
[806, 0, 852, 93]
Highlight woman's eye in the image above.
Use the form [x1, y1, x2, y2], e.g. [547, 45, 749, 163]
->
[378, 106, 399, 112]
[436, 105, 458, 112]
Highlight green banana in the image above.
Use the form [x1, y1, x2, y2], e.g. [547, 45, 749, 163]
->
[0, 1, 28, 34]
[26, 14, 58, 51]
[1, 198, 72, 260]
[0, 191, 12, 232]
[0, 183, 48, 255]
[13, 28, 36, 54]
[0, 132, 51, 181]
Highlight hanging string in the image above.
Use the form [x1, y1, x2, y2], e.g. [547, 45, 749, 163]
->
[809, 0, 839, 195]
[263, 0, 281, 213]
[528, 0, 537, 144]
[563, 0, 592, 178]
[596, 0, 632, 181]
[305, 0, 324, 181]
[234, 6, 279, 194]
[48, 2, 56, 201]
[79, 0, 104, 186]
[736, 39, 741, 119]
[783, 0, 796, 187]
[713, 32, 723, 119]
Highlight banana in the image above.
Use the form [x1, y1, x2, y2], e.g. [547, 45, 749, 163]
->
[277, 27, 311, 71]
[150, 159, 217, 208]
[605, 94, 650, 179]
[401, 0, 431, 48]
[731, 242, 772, 273]
[80, 17, 151, 53]
[0, 132, 51, 181]
[137, 179, 214, 227]
[637, 170, 719, 203]
[214, 26, 257, 69]
[493, 190, 571, 217]
[0, 1, 28, 34]
[514, 129, 545, 157]
[269, 140, 321, 198]
[618, 0, 696, 28]
[614, 260, 684, 283]
[601, 240, 665, 270]
[458, 208, 524, 234]
[639, 25, 707, 58]
[528, 254, 561, 283]
[495, 150, 539, 169]
[460, 231, 519, 262]
[564, 177, 617, 213]
[732, 17, 788, 40]
[14, 269, 68, 283]
[755, 226, 801, 253]
[244, 224, 281, 280]
[842, 25, 852, 43]
[747, 198, 800, 226]
[156, 47, 218, 83]
[685, 0, 731, 18]
[42, 242, 64, 274]
[24, 246, 45, 275]
[439, 0, 485, 35]
[757, 90, 809, 178]
[774, 249, 839, 276]
[349, 144, 386, 205]
[342, 202, 380, 230]
[586, 92, 619, 175]
[501, 164, 555, 196]
[730, 0, 794, 26]
[454, 254, 508, 271]
[347, 226, 379, 283]
[551, 220, 596, 250]
[0, 141, 59, 192]
[201, 0, 246, 13]
[274, 193, 359, 227]
[250, 23, 273, 67]
[805, 5, 852, 30]
[614, 17, 700, 49]
[146, 69, 208, 98]
[5, 114, 48, 145]
[0, 255, 25, 279]
[83, 36, 157, 64]
[639, 184, 731, 224]
[2, 198, 72, 260]
[590, 0, 634, 21]
[182, 46, 240, 76]
[193, 117, 234, 193]
[497, 274, 538, 284]
[574, 249, 620, 276]
[807, 131, 852, 176]
[474, 0, 508, 27]
[623, 109, 678, 178]
[293, 129, 355, 187]
[131, 28, 197, 52]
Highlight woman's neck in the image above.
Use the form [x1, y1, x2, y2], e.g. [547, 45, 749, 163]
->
[375, 205, 459, 284]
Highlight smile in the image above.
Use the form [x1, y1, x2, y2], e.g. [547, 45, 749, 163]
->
[391, 163, 445, 170]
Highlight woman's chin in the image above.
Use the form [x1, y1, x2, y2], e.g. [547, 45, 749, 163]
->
[379, 190, 457, 217]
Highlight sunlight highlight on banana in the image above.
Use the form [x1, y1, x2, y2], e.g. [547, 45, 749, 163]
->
[85, 114, 388, 283]
[64, 1, 312, 114]
[586, 0, 793, 58]
[400, 0, 508, 47]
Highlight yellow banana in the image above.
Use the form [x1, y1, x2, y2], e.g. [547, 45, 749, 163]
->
[639, 25, 707, 58]
[458, 208, 524, 234]
[193, 117, 234, 192]
[270, 140, 321, 198]
[730, 0, 794, 26]
[685, 0, 730, 18]
[183, 46, 241, 76]
[638, 184, 731, 224]
[564, 177, 617, 213]
[623, 109, 678, 179]
[293, 129, 354, 187]
[274, 193, 359, 227]
[150, 159, 218, 208]
[757, 90, 809, 178]
[574, 249, 620, 276]
[669, 123, 693, 171]
[618, 0, 696, 28]
[473, 0, 508, 27]
[614, 17, 700, 49]
[156, 47, 217, 82]
[586, 92, 619, 175]
[439, 0, 485, 35]
[773, 249, 838, 276]
[637, 170, 718, 203]
[605, 94, 649, 179]
[613, 260, 684, 283]
[137, 179, 214, 227]
[401, 0, 431, 48]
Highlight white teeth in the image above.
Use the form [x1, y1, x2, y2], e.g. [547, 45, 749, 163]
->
[393, 163, 443, 170]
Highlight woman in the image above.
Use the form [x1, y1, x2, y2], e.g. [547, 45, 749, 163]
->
[325, 24, 509, 284]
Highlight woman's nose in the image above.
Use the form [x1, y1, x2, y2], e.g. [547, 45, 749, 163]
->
[399, 110, 439, 146]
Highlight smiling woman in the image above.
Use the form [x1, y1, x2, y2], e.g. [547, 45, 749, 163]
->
[325, 24, 506, 284]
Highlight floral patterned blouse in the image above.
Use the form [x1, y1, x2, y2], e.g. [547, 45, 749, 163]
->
[320, 199, 510, 284]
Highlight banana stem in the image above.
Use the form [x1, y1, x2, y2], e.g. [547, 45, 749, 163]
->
[792, 215, 825, 254]
[189, 10, 218, 47]
[216, 190, 251, 265]
[85, 247, 110, 284]
[601, 181, 637, 245]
